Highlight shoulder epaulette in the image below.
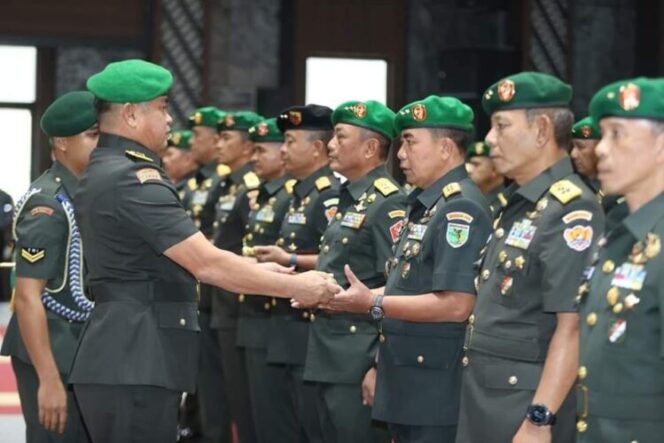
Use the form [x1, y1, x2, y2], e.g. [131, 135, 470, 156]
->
[187, 178, 197, 191]
[374, 177, 398, 197]
[217, 164, 231, 177]
[497, 192, 508, 207]
[285, 179, 296, 194]
[549, 179, 582, 205]
[243, 171, 260, 189]
[125, 150, 154, 163]
[315, 176, 331, 191]
[442, 182, 461, 199]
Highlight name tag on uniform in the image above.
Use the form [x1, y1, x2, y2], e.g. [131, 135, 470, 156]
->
[218, 196, 236, 211]
[192, 190, 209, 205]
[288, 212, 307, 225]
[407, 224, 427, 241]
[256, 207, 275, 223]
[611, 263, 647, 291]
[505, 219, 537, 250]
[341, 212, 366, 229]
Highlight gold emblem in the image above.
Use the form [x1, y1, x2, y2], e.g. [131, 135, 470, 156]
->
[289, 111, 302, 125]
[257, 123, 269, 136]
[576, 420, 588, 433]
[498, 250, 507, 263]
[474, 142, 484, 155]
[514, 256, 525, 269]
[171, 132, 181, 145]
[578, 366, 587, 380]
[612, 302, 624, 314]
[602, 260, 615, 273]
[581, 125, 592, 138]
[193, 112, 202, 125]
[624, 293, 640, 309]
[412, 103, 427, 122]
[353, 103, 367, 118]
[586, 312, 597, 326]
[497, 79, 516, 102]
[618, 82, 640, 111]
[606, 287, 619, 306]
[223, 114, 235, 128]
[644, 233, 661, 258]
[401, 262, 411, 279]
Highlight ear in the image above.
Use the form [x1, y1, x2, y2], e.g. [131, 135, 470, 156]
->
[312, 138, 326, 158]
[654, 130, 664, 165]
[120, 103, 140, 129]
[363, 137, 380, 160]
[534, 113, 553, 147]
[241, 139, 254, 156]
[51, 136, 68, 154]
[439, 137, 455, 161]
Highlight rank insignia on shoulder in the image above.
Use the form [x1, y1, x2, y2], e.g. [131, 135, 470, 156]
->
[187, 178, 197, 191]
[243, 171, 260, 189]
[497, 192, 508, 207]
[374, 178, 398, 197]
[442, 182, 461, 199]
[30, 206, 54, 217]
[315, 176, 331, 191]
[125, 150, 154, 163]
[550, 180, 582, 204]
[136, 167, 162, 183]
[285, 179, 297, 194]
[217, 164, 231, 177]
[388, 209, 406, 219]
[21, 247, 45, 263]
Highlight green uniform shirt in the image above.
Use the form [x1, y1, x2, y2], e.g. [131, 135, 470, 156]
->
[265, 165, 339, 366]
[577, 192, 664, 442]
[372, 165, 492, 426]
[68, 133, 200, 392]
[486, 182, 507, 217]
[304, 165, 407, 384]
[236, 175, 294, 349]
[0, 161, 85, 374]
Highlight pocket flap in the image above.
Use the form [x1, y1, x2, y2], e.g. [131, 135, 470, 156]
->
[386, 334, 462, 369]
[156, 302, 200, 332]
[479, 360, 542, 390]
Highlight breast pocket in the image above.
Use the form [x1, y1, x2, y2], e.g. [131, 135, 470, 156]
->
[492, 248, 537, 307]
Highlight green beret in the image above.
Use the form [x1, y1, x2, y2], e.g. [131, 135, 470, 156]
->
[188, 106, 224, 129]
[482, 71, 572, 115]
[331, 100, 396, 140]
[168, 130, 192, 149]
[87, 59, 173, 103]
[571, 116, 601, 140]
[40, 91, 97, 137]
[394, 95, 474, 133]
[589, 77, 664, 122]
[466, 141, 491, 158]
[249, 118, 284, 143]
[218, 111, 264, 132]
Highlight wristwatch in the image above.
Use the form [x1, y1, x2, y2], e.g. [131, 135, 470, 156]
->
[526, 404, 556, 426]
[369, 295, 385, 321]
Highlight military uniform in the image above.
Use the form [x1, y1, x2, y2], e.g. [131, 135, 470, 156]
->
[1, 162, 90, 442]
[266, 165, 339, 442]
[238, 174, 299, 443]
[0, 188, 14, 301]
[374, 164, 491, 442]
[456, 158, 604, 442]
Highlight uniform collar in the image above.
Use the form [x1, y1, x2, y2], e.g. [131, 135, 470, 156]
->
[515, 157, 574, 203]
[343, 165, 387, 201]
[262, 174, 289, 196]
[410, 164, 468, 209]
[294, 165, 332, 198]
[486, 182, 506, 202]
[621, 192, 664, 240]
[229, 162, 254, 185]
[98, 133, 161, 165]
[175, 169, 197, 189]
[199, 161, 218, 180]
[50, 160, 78, 198]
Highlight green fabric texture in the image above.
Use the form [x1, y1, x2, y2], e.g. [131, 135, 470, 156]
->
[394, 95, 474, 132]
[589, 77, 664, 122]
[189, 106, 225, 129]
[331, 100, 397, 140]
[482, 71, 572, 115]
[40, 91, 97, 137]
[218, 111, 264, 132]
[249, 118, 284, 143]
[572, 116, 601, 140]
[87, 59, 173, 103]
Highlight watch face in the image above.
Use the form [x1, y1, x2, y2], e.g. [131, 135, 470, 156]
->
[530, 406, 548, 423]
[370, 306, 384, 321]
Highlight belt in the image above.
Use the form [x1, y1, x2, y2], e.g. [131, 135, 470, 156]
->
[90, 280, 197, 304]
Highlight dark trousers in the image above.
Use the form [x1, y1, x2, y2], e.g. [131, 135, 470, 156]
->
[73, 384, 180, 443]
[388, 423, 457, 443]
[12, 358, 89, 443]
[198, 311, 232, 443]
[316, 382, 391, 443]
[244, 348, 299, 443]
[217, 328, 257, 443]
[287, 365, 324, 443]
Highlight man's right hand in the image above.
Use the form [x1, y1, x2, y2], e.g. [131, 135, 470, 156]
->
[292, 271, 340, 307]
[38, 375, 67, 434]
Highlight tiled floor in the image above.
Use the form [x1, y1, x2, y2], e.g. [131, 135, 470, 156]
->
[0, 302, 26, 442]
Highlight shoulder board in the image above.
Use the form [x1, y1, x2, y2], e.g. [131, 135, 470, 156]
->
[442, 182, 461, 199]
[374, 177, 398, 197]
[497, 192, 508, 207]
[187, 178, 197, 191]
[315, 176, 331, 191]
[243, 171, 260, 189]
[549, 179, 582, 205]
[323, 197, 339, 208]
[125, 150, 154, 163]
[217, 164, 231, 177]
[285, 179, 296, 194]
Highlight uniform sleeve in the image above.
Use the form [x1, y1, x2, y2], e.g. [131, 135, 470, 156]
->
[119, 179, 199, 255]
[14, 194, 67, 280]
[432, 199, 492, 294]
[0, 192, 14, 230]
[539, 198, 605, 312]
[371, 193, 407, 274]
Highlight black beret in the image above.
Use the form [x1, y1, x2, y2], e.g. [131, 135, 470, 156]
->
[277, 104, 333, 132]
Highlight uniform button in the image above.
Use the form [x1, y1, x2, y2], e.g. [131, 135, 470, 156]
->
[213, 221, 219, 228]
[504, 260, 512, 270]
[55, 177, 61, 183]
[481, 269, 490, 281]
[498, 250, 507, 263]
[602, 260, 615, 273]
[264, 302, 270, 310]
[576, 419, 587, 433]
[495, 228, 505, 238]
[508, 375, 518, 385]
[606, 287, 619, 306]
[416, 355, 424, 364]
[245, 224, 250, 230]
[342, 237, 349, 245]
[290, 232, 296, 238]
[302, 311, 309, 319]
[379, 334, 386, 343]
[586, 312, 597, 326]
[271, 298, 277, 306]
[335, 213, 342, 220]
[578, 366, 587, 380]
[246, 233, 253, 241]
[349, 325, 357, 334]
[238, 294, 246, 303]
[310, 313, 316, 322]
[468, 314, 475, 325]
[259, 228, 265, 234]
[277, 238, 285, 246]
[180, 318, 186, 326]
[323, 245, 330, 253]
[462, 356, 469, 367]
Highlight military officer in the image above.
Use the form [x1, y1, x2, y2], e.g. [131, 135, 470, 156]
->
[254, 104, 340, 443]
[163, 129, 197, 194]
[326, 96, 492, 443]
[0, 188, 14, 301]
[571, 116, 628, 230]
[301, 100, 405, 443]
[466, 141, 507, 215]
[210, 110, 263, 443]
[67, 59, 340, 442]
[576, 77, 664, 442]
[238, 118, 299, 443]
[0, 90, 98, 442]
[455, 72, 605, 443]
